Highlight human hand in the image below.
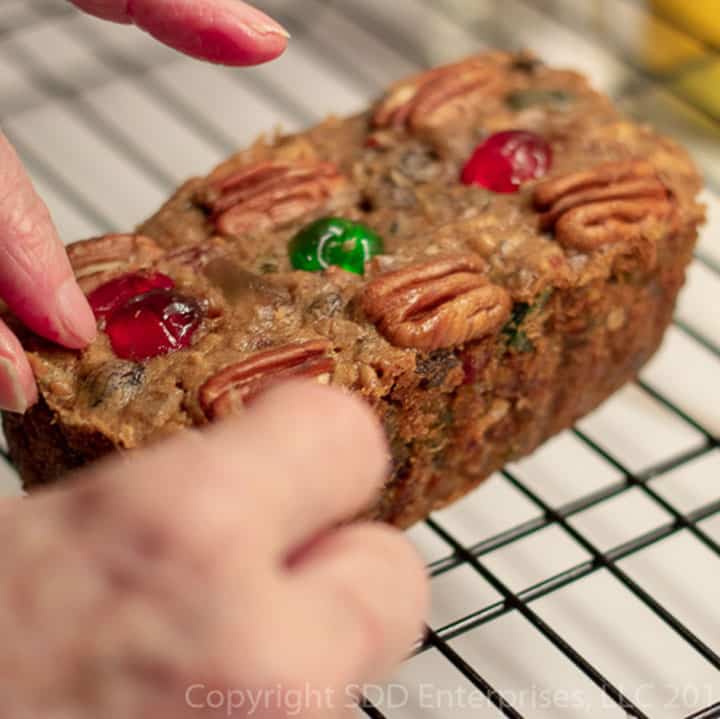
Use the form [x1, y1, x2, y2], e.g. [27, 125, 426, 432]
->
[69, 0, 290, 65]
[0, 383, 429, 717]
[0, 0, 288, 412]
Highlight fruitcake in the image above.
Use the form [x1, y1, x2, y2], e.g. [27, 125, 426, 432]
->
[2, 51, 704, 528]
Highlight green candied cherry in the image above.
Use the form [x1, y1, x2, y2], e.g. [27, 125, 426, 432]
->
[289, 217, 384, 275]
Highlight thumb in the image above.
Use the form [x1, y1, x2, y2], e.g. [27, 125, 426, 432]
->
[0, 132, 96, 349]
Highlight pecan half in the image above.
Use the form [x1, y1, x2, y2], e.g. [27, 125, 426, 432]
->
[372, 58, 502, 132]
[67, 234, 165, 292]
[199, 340, 335, 419]
[203, 161, 349, 237]
[360, 255, 512, 351]
[534, 160, 673, 251]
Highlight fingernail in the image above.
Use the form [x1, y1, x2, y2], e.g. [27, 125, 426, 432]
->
[248, 19, 291, 39]
[0, 357, 33, 413]
[55, 278, 97, 348]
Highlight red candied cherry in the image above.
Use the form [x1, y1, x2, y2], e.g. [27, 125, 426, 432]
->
[461, 130, 552, 193]
[105, 289, 202, 361]
[88, 272, 175, 320]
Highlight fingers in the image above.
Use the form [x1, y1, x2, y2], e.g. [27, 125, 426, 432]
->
[0, 133, 97, 352]
[68, 382, 390, 562]
[44, 381, 420, 693]
[0, 317, 36, 412]
[0, 382, 427, 714]
[274, 523, 429, 688]
[0, 132, 96, 410]
[233, 382, 391, 557]
[69, 0, 289, 66]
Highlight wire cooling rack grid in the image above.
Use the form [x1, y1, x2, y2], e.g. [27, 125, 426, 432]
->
[0, 1, 718, 716]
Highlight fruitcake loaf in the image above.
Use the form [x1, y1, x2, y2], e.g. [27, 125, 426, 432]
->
[2, 52, 704, 528]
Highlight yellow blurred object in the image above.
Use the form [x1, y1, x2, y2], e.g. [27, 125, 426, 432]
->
[640, 11, 704, 73]
[650, 0, 720, 47]
[645, 0, 720, 115]
[673, 60, 720, 117]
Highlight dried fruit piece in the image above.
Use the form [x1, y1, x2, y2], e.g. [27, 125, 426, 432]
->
[68, 234, 165, 292]
[372, 57, 503, 132]
[202, 161, 349, 237]
[461, 130, 552, 193]
[88, 272, 175, 320]
[534, 160, 673, 251]
[289, 217, 384, 275]
[360, 255, 512, 351]
[79, 361, 145, 409]
[199, 340, 334, 419]
[415, 349, 461, 389]
[105, 290, 203, 361]
[501, 288, 553, 353]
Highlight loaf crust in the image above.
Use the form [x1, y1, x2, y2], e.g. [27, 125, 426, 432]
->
[3, 52, 704, 528]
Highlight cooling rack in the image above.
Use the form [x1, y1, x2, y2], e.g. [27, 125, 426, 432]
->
[0, 1, 718, 716]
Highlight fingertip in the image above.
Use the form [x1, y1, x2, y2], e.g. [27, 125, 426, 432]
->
[129, 0, 290, 66]
[0, 133, 96, 351]
[251, 381, 391, 483]
[24, 371, 38, 409]
[285, 522, 430, 685]
[345, 523, 430, 673]
[364, 523, 431, 625]
[0, 324, 37, 413]
[0, 359, 36, 413]
[150, 23, 288, 66]
[191, 24, 289, 66]
[55, 277, 97, 349]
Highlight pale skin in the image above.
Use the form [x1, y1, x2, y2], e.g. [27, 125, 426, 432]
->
[0, 2, 429, 716]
